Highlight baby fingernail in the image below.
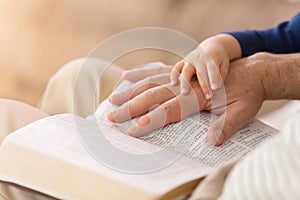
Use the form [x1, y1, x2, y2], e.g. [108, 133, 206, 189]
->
[211, 83, 219, 90]
[205, 93, 211, 99]
[181, 88, 189, 95]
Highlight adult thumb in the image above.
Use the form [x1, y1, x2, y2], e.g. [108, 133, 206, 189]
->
[207, 101, 256, 146]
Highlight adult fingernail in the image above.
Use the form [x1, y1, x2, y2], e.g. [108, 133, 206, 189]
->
[128, 124, 139, 136]
[216, 133, 224, 144]
[108, 95, 113, 103]
[136, 115, 151, 127]
[128, 125, 137, 132]
[211, 130, 224, 146]
[106, 112, 116, 123]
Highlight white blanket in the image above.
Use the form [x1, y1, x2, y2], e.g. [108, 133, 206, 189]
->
[220, 100, 300, 199]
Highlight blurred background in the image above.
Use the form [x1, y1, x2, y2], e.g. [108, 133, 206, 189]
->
[0, 0, 299, 106]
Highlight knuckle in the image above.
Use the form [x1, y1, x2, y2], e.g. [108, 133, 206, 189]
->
[194, 62, 204, 71]
[173, 65, 182, 73]
[161, 104, 171, 115]
[182, 65, 195, 74]
[155, 65, 165, 74]
[143, 88, 156, 99]
[186, 50, 198, 61]
[171, 69, 179, 77]
[161, 103, 181, 123]
[175, 60, 183, 65]
[161, 104, 172, 123]
[145, 75, 155, 84]
[206, 50, 219, 59]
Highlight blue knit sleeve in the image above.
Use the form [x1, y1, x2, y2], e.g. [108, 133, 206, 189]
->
[227, 13, 300, 57]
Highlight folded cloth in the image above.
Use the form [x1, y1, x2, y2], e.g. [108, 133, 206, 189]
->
[188, 159, 238, 200]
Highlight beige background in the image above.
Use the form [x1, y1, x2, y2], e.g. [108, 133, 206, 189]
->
[0, 0, 299, 106]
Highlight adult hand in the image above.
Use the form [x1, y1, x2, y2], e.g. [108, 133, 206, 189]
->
[108, 65, 210, 137]
[107, 53, 300, 145]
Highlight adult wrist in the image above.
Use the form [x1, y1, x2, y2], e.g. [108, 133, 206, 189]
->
[259, 53, 300, 100]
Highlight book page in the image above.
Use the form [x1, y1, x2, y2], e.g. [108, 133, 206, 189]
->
[0, 63, 278, 199]
[95, 80, 278, 167]
[0, 114, 211, 197]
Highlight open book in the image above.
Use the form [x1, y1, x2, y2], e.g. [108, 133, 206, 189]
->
[0, 79, 278, 200]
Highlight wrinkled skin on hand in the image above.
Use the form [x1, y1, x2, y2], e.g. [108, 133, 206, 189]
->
[108, 53, 270, 145]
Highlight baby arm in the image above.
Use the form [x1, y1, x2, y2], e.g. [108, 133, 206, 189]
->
[171, 34, 241, 99]
[172, 13, 300, 98]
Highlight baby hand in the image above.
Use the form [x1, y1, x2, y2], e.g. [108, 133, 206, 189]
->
[171, 34, 241, 99]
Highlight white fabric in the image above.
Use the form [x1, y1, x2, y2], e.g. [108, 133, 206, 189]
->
[220, 101, 300, 200]
[39, 58, 123, 117]
[257, 100, 299, 133]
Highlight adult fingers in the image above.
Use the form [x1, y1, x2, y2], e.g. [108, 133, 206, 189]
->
[123, 63, 172, 82]
[170, 60, 184, 85]
[207, 100, 257, 146]
[107, 83, 180, 123]
[127, 98, 180, 137]
[180, 63, 196, 95]
[109, 73, 170, 106]
[128, 87, 201, 137]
